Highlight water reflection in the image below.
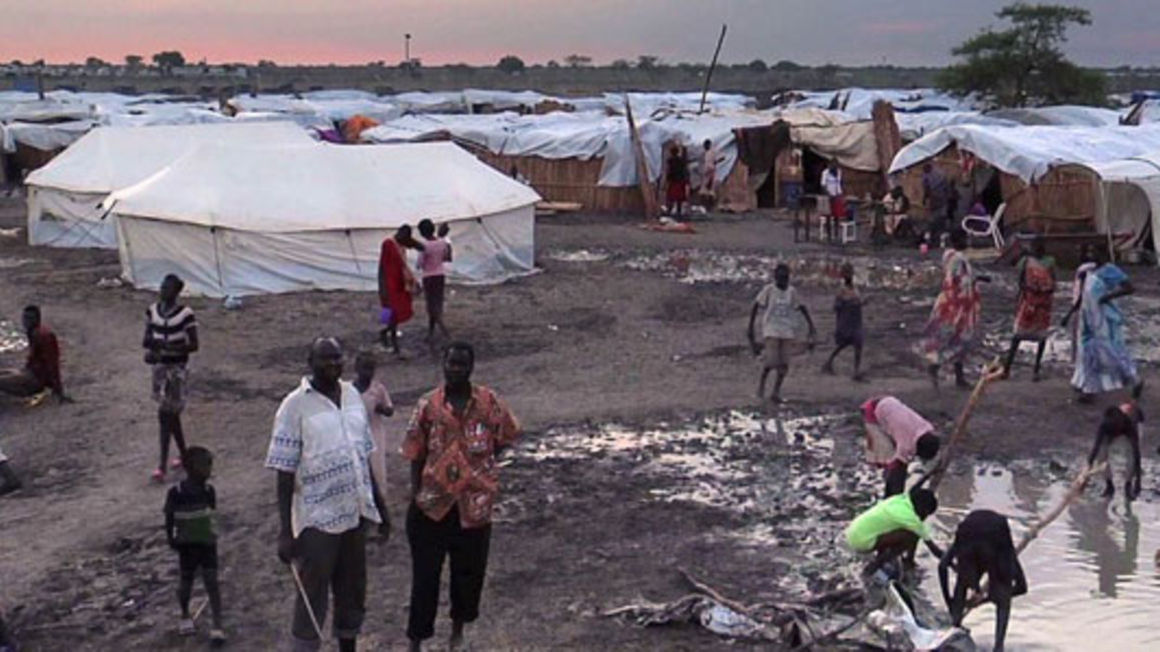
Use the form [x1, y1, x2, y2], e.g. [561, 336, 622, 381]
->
[0, 319, 27, 354]
[930, 462, 1160, 649]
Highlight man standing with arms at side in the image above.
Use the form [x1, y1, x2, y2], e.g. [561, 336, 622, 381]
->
[266, 337, 390, 652]
[401, 342, 520, 651]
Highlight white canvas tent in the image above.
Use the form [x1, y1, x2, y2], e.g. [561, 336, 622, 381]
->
[25, 122, 313, 248]
[108, 141, 541, 296]
[1082, 153, 1160, 261]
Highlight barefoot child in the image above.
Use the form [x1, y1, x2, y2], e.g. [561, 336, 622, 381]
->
[748, 263, 816, 403]
[1086, 403, 1143, 501]
[164, 446, 225, 645]
[355, 350, 394, 508]
[823, 263, 865, 380]
[416, 219, 452, 342]
[845, 483, 943, 576]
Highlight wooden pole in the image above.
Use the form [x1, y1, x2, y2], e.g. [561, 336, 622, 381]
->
[625, 95, 660, 220]
[698, 24, 728, 115]
[927, 358, 1006, 493]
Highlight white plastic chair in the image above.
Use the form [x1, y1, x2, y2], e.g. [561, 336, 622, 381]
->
[839, 220, 857, 244]
[962, 202, 1006, 249]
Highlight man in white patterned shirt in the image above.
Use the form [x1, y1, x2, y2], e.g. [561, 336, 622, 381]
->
[266, 337, 391, 652]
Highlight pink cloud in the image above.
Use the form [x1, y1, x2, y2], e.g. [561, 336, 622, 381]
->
[861, 20, 937, 36]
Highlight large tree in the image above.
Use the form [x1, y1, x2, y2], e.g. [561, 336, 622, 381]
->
[497, 55, 525, 74]
[937, 3, 1105, 108]
[151, 50, 186, 69]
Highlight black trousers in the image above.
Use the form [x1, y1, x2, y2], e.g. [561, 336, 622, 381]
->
[406, 503, 491, 641]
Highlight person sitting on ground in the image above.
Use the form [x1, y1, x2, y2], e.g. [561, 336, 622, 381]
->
[747, 263, 817, 404]
[416, 219, 452, 342]
[845, 482, 943, 576]
[0, 440, 21, 497]
[823, 263, 865, 381]
[860, 396, 942, 497]
[164, 446, 226, 645]
[1085, 403, 1143, 501]
[938, 509, 1027, 652]
[0, 305, 67, 403]
[144, 275, 198, 482]
[881, 185, 912, 237]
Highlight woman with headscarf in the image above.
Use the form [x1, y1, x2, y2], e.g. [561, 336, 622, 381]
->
[378, 225, 422, 358]
[1062, 247, 1143, 403]
[919, 229, 986, 389]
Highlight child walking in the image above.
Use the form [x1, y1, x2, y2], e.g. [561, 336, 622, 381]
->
[164, 446, 225, 645]
[823, 262, 865, 380]
[747, 263, 816, 403]
[354, 350, 394, 510]
[416, 219, 452, 341]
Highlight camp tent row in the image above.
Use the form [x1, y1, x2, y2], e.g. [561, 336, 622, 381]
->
[889, 124, 1160, 262]
[22, 122, 540, 295]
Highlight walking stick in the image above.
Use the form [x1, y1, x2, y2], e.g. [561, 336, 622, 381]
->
[291, 563, 325, 641]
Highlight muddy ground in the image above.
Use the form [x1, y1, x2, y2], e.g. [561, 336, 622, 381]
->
[1, 197, 1156, 651]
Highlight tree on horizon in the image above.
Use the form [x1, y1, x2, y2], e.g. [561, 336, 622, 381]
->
[938, 2, 1106, 107]
[497, 55, 525, 74]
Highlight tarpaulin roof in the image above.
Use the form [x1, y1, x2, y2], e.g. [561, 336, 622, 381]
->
[889, 124, 1160, 182]
[108, 141, 541, 232]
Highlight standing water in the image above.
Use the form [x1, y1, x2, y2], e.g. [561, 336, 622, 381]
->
[927, 463, 1160, 650]
[0, 319, 26, 354]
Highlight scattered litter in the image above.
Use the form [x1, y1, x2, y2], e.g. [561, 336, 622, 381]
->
[547, 249, 610, 263]
[0, 319, 27, 354]
[0, 227, 22, 238]
[96, 277, 123, 288]
[223, 296, 244, 310]
[867, 583, 974, 651]
[547, 324, 560, 332]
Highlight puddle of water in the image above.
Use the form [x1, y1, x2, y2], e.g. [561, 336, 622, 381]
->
[622, 251, 953, 291]
[546, 249, 611, 263]
[0, 319, 27, 354]
[927, 461, 1160, 650]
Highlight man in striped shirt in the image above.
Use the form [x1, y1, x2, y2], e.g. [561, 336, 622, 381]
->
[143, 274, 199, 482]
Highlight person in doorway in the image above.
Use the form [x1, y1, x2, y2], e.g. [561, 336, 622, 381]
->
[401, 342, 520, 652]
[416, 219, 452, 342]
[823, 263, 865, 380]
[860, 396, 941, 497]
[1085, 403, 1143, 501]
[938, 509, 1027, 652]
[379, 225, 421, 359]
[1061, 248, 1144, 403]
[922, 163, 951, 244]
[845, 483, 943, 576]
[1003, 238, 1056, 380]
[164, 446, 226, 645]
[664, 144, 690, 218]
[266, 337, 391, 652]
[881, 185, 912, 239]
[748, 263, 817, 404]
[354, 350, 394, 510]
[821, 160, 846, 234]
[919, 229, 986, 389]
[0, 441, 22, 496]
[144, 276, 198, 482]
[697, 139, 721, 208]
[0, 305, 66, 402]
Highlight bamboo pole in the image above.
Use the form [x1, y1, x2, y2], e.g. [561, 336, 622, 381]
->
[699, 24, 728, 115]
[624, 96, 660, 220]
[927, 358, 1006, 492]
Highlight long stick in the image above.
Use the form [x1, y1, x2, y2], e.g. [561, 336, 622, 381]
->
[291, 563, 325, 641]
[964, 461, 1107, 612]
[927, 358, 1005, 492]
[698, 24, 728, 114]
[624, 95, 660, 221]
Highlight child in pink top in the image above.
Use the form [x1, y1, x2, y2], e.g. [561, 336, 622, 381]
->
[416, 219, 452, 341]
[354, 351, 394, 508]
[861, 396, 941, 497]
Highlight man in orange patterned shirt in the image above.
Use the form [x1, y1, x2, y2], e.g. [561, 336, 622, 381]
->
[401, 342, 520, 652]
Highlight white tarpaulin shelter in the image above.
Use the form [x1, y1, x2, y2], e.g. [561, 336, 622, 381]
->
[24, 121, 313, 248]
[1082, 153, 1160, 261]
[889, 124, 1160, 182]
[108, 141, 541, 296]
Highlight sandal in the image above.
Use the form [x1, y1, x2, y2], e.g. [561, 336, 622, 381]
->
[210, 628, 227, 646]
[151, 468, 165, 482]
[170, 457, 183, 470]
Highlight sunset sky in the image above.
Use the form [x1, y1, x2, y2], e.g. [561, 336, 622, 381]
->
[2, 0, 1158, 67]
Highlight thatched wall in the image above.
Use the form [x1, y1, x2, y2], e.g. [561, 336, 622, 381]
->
[476, 151, 645, 213]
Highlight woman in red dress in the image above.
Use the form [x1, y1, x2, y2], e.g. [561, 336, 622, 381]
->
[379, 225, 422, 357]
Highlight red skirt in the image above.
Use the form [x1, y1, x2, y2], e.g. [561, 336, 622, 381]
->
[666, 180, 689, 202]
[829, 195, 847, 219]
